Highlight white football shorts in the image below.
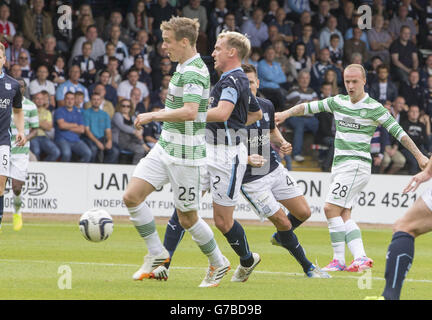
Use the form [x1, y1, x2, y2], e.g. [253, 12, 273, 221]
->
[421, 187, 432, 212]
[241, 164, 303, 220]
[326, 163, 371, 209]
[0, 145, 10, 178]
[9, 153, 29, 182]
[132, 143, 202, 212]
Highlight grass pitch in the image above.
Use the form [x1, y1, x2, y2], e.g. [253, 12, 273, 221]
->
[0, 215, 431, 300]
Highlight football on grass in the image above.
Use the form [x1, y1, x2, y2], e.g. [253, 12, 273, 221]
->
[79, 208, 114, 242]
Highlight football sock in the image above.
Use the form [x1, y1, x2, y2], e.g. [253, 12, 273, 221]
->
[128, 201, 164, 256]
[382, 231, 414, 300]
[277, 229, 313, 273]
[13, 194, 22, 214]
[287, 212, 304, 230]
[187, 217, 224, 267]
[0, 195, 3, 226]
[163, 209, 185, 266]
[328, 216, 346, 264]
[223, 220, 254, 267]
[345, 219, 366, 260]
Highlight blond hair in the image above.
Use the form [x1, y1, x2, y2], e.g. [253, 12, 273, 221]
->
[217, 31, 251, 61]
[160, 17, 200, 47]
[345, 64, 366, 80]
[0, 42, 5, 57]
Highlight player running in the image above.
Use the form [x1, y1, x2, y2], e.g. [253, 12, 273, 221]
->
[275, 64, 429, 272]
[9, 78, 39, 231]
[154, 64, 330, 280]
[122, 17, 228, 287]
[0, 43, 26, 233]
[366, 155, 432, 299]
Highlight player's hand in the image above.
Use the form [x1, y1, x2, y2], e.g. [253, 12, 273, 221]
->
[274, 112, 287, 126]
[15, 132, 26, 147]
[280, 141, 292, 155]
[418, 154, 429, 171]
[403, 170, 432, 193]
[134, 113, 153, 129]
[248, 154, 266, 167]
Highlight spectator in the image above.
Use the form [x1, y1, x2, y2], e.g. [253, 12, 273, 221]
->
[102, 10, 131, 46]
[182, 0, 209, 54]
[71, 41, 97, 87]
[30, 92, 61, 161]
[105, 25, 129, 65]
[319, 15, 344, 50]
[312, 0, 331, 32]
[368, 14, 392, 65]
[209, 0, 228, 33]
[144, 104, 163, 149]
[117, 68, 150, 106]
[22, 0, 53, 52]
[126, 0, 150, 38]
[149, 41, 169, 75]
[287, 42, 312, 84]
[111, 99, 148, 164]
[215, 12, 240, 42]
[34, 34, 57, 71]
[273, 40, 290, 79]
[90, 69, 118, 106]
[400, 105, 429, 174]
[54, 91, 92, 162]
[315, 82, 335, 172]
[29, 65, 56, 106]
[135, 30, 153, 66]
[106, 56, 122, 89]
[235, 0, 254, 28]
[424, 76, 432, 119]
[370, 125, 391, 174]
[337, 1, 354, 36]
[311, 48, 340, 92]
[350, 52, 363, 65]
[291, 11, 314, 40]
[263, 0, 279, 25]
[284, 70, 318, 162]
[122, 42, 151, 75]
[133, 54, 153, 93]
[152, 56, 173, 92]
[130, 87, 145, 115]
[5, 34, 30, 68]
[344, 26, 368, 66]
[270, 7, 294, 45]
[262, 24, 284, 51]
[149, 87, 167, 111]
[328, 34, 343, 72]
[399, 70, 425, 112]
[56, 65, 90, 107]
[148, 0, 177, 42]
[366, 55, 383, 85]
[390, 25, 418, 84]
[391, 96, 409, 124]
[96, 42, 117, 70]
[83, 93, 119, 163]
[369, 64, 398, 105]
[389, 5, 417, 43]
[150, 74, 171, 108]
[257, 46, 289, 112]
[420, 54, 432, 88]
[283, 0, 311, 23]
[40, 90, 55, 113]
[8, 63, 22, 81]
[344, 14, 370, 50]
[241, 7, 269, 49]
[73, 14, 95, 44]
[293, 23, 317, 62]
[0, 3, 16, 49]
[50, 55, 66, 88]
[323, 68, 340, 95]
[419, 19, 432, 50]
[74, 91, 85, 111]
[17, 51, 32, 86]
[70, 25, 106, 62]
[84, 83, 115, 119]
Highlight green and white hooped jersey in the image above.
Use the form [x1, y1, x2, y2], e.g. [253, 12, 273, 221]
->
[10, 97, 39, 155]
[158, 54, 210, 166]
[306, 93, 407, 170]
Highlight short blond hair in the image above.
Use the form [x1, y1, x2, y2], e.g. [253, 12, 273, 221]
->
[345, 64, 366, 79]
[217, 31, 251, 61]
[0, 42, 5, 57]
[160, 16, 200, 47]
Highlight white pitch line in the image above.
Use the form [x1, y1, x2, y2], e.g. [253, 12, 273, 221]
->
[0, 259, 431, 284]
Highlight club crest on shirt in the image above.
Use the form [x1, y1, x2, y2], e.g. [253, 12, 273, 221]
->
[360, 110, 367, 117]
[5, 83, 11, 90]
[263, 112, 269, 122]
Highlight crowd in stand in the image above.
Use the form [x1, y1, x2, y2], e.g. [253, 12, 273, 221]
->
[4, 0, 432, 174]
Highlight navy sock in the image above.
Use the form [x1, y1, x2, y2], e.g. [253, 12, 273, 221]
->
[0, 195, 3, 226]
[278, 229, 312, 273]
[274, 212, 304, 243]
[382, 231, 415, 300]
[163, 209, 185, 268]
[224, 220, 253, 267]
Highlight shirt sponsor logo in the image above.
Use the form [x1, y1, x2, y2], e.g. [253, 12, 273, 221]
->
[5, 83, 11, 90]
[339, 118, 360, 130]
[0, 98, 11, 109]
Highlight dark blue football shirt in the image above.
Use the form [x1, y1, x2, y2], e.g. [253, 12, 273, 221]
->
[0, 72, 22, 146]
[242, 97, 280, 184]
[206, 67, 260, 145]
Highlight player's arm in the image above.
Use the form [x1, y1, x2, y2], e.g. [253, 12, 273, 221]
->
[403, 155, 432, 193]
[135, 102, 199, 128]
[270, 127, 292, 155]
[274, 103, 307, 125]
[245, 109, 262, 126]
[12, 86, 26, 146]
[26, 128, 38, 142]
[206, 100, 235, 122]
[399, 135, 429, 170]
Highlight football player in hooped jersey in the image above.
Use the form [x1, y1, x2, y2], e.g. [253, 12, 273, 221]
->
[157, 64, 331, 279]
[275, 64, 429, 272]
[0, 42, 25, 233]
[123, 17, 229, 288]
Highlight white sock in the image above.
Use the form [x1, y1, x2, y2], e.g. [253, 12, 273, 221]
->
[345, 219, 366, 260]
[128, 201, 164, 256]
[13, 194, 22, 213]
[328, 216, 346, 264]
[187, 217, 224, 267]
